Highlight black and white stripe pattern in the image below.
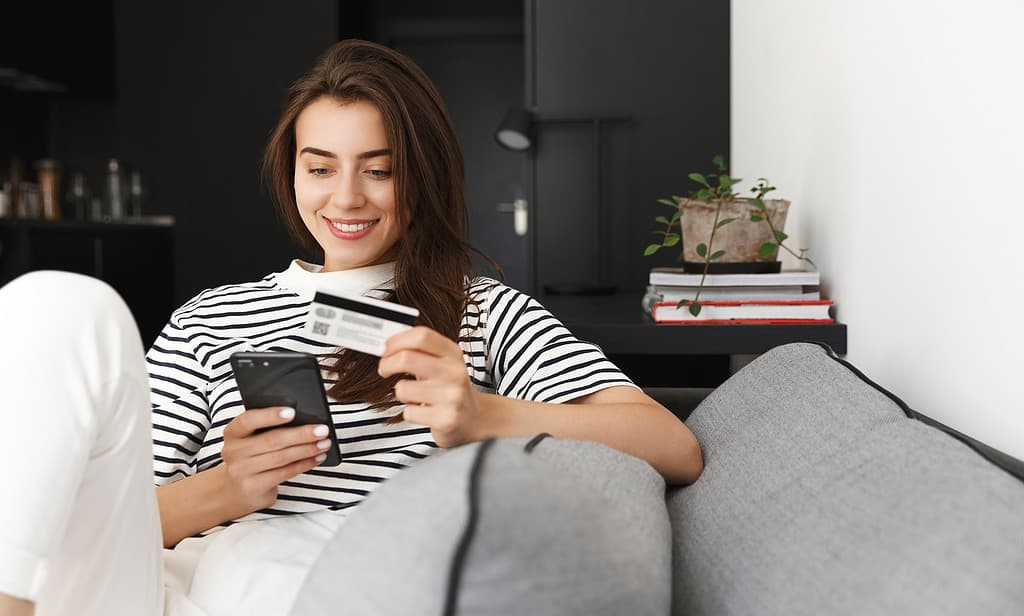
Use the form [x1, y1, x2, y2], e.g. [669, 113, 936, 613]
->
[147, 273, 635, 533]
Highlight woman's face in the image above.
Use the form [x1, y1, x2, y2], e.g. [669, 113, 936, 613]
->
[293, 97, 402, 272]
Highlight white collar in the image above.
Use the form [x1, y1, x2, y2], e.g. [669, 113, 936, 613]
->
[275, 259, 396, 301]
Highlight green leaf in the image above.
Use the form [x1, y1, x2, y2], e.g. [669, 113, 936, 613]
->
[710, 250, 726, 260]
[696, 243, 708, 257]
[750, 197, 767, 211]
[644, 244, 661, 256]
[759, 242, 778, 258]
[804, 256, 817, 268]
[655, 215, 669, 225]
[712, 154, 726, 171]
[696, 188, 712, 200]
[688, 172, 710, 187]
[663, 235, 680, 247]
[718, 175, 742, 189]
[750, 214, 764, 222]
[670, 210, 682, 223]
[715, 217, 738, 229]
[656, 198, 676, 207]
[774, 230, 789, 242]
[689, 300, 702, 317]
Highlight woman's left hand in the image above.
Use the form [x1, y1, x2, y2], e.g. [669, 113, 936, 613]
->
[378, 326, 485, 448]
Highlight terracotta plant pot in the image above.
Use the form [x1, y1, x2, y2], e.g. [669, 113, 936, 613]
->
[679, 198, 790, 273]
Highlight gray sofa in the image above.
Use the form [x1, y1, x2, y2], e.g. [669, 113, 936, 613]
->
[293, 342, 1024, 615]
[667, 342, 1024, 614]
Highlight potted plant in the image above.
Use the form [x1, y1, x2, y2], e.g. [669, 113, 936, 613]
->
[644, 155, 815, 315]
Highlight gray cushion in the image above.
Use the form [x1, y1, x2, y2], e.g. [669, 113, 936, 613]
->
[668, 342, 1024, 615]
[292, 437, 671, 615]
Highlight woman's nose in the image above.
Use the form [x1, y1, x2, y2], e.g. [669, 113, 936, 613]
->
[329, 171, 365, 209]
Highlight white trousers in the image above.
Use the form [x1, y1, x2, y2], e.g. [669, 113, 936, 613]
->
[0, 272, 345, 616]
[0, 271, 164, 614]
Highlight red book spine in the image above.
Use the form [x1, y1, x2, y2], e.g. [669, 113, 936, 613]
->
[650, 299, 835, 324]
[654, 300, 834, 307]
[652, 317, 835, 325]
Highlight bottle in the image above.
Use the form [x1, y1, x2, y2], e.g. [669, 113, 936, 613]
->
[67, 172, 90, 221]
[106, 158, 124, 220]
[0, 182, 10, 218]
[19, 182, 42, 219]
[128, 170, 144, 218]
[0, 182, 9, 217]
[35, 158, 62, 220]
[8, 159, 24, 218]
[90, 197, 104, 222]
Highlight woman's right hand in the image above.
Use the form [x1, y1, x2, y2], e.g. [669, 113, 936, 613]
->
[219, 407, 333, 514]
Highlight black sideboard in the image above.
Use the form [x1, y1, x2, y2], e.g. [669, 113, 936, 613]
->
[0, 218, 175, 347]
[540, 291, 848, 388]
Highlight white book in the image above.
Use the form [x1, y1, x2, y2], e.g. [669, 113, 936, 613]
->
[650, 285, 820, 302]
[649, 267, 820, 287]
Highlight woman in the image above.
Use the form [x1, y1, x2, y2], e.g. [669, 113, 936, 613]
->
[0, 40, 701, 616]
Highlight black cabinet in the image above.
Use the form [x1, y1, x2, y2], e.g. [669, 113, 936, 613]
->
[542, 292, 848, 388]
[0, 219, 174, 347]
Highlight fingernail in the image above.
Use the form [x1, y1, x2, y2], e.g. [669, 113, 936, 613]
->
[280, 407, 295, 419]
[316, 438, 331, 450]
[315, 453, 327, 462]
[313, 424, 329, 437]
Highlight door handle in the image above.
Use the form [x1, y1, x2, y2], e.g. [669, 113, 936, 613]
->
[496, 198, 528, 237]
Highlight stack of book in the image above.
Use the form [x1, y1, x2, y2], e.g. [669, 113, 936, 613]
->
[643, 267, 834, 324]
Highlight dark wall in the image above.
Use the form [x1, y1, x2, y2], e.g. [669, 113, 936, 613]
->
[0, 2, 116, 100]
[35, 0, 728, 309]
[529, 0, 730, 295]
[49, 1, 340, 306]
[1, 3, 115, 191]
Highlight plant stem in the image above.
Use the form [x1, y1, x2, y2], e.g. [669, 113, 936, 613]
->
[759, 199, 814, 266]
[694, 197, 724, 304]
[662, 212, 677, 241]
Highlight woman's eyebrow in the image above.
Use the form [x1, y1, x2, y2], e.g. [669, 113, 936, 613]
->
[299, 146, 335, 158]
[298, 147, 391, 160]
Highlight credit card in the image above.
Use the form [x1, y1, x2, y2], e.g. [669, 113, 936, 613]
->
[305, 290, 419, 356]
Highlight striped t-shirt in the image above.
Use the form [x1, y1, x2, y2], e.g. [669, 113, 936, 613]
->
[146, 260, 635, 533]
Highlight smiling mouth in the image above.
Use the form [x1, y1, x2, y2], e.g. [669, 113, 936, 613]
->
[328, 219, 380, 233]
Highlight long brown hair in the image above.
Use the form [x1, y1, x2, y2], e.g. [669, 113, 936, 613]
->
[262, 39, 495, 419]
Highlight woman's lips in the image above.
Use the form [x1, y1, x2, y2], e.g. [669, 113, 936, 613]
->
[324, 217, 380, 240]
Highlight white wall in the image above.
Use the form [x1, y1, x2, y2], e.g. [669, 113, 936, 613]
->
[732, 0, 1024, 459]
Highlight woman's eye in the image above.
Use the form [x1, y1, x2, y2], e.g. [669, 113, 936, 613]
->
[308, 168, 332, 177]
[367, 169, 392, 179]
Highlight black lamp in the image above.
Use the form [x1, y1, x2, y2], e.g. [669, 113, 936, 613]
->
[495, 107, 533, 151]
[495, 107, 630, 296]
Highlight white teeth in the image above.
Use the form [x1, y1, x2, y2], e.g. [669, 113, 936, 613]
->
[331, 220, 378, 233]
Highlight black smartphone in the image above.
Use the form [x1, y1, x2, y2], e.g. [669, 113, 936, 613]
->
[229, 351, 341, 466]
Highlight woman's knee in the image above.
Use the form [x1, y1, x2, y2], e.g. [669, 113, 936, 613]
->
[0, 271, 132, 327]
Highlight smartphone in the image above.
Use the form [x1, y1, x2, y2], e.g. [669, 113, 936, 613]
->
[229, 351, 342, 466]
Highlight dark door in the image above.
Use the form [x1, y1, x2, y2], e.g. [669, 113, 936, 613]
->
[385, 25, 530, 292]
